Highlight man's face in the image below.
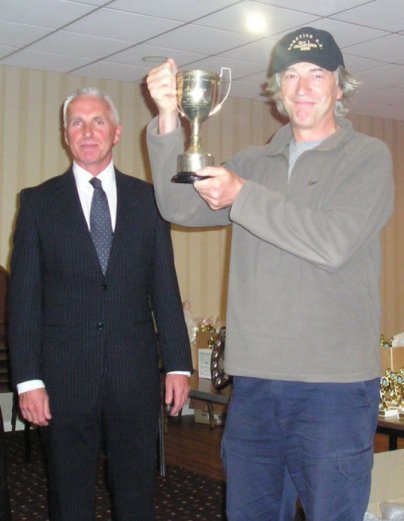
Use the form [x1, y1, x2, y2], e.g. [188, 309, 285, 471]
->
[64, 95, 122, 175]
[280, 62, 343, 140]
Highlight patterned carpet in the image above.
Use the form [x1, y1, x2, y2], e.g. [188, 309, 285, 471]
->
[4, 431, 226, 521]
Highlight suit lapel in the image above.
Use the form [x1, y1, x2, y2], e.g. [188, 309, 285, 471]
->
[56, 169, 101, 271]
[107, 170, 138, 274]
[57, 169, 141, 276]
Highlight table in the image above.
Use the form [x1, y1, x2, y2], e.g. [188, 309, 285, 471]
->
[377, 414, 404, 450]
[158, 373, 232, 476]
[188, 372, 232, 428]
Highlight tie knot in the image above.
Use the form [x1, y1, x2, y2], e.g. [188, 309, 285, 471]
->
[90, 177, 102, 190]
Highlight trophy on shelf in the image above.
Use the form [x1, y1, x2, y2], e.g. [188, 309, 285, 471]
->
[379, 368, 404, 417]
[379, 374, 394, 416]
[171, 67, 231, 184]
[397, 370, 404, 418]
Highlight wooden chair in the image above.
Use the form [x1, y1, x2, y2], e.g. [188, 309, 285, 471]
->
[0, 266, 31, 461]
[0, 266, 9, 435]
[0, 266, 11, 396]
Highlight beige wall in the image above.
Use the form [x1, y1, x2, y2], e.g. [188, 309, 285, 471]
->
[0, 64, 403, 336]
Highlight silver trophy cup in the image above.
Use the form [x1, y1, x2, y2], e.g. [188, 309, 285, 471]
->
[172, 67, 231, 183]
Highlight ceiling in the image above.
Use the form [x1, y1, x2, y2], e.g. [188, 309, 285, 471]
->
[1, 0, 404, 121]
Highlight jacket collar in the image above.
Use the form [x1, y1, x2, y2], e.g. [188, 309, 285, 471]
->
[266, 116, 354, 157]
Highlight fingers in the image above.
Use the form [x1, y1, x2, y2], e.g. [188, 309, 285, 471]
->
[193, 166, 222, 181]
[43, 394, 52, 422]
[147, 58, 178, 114]
[19, 388, 52, 427]
[193, 166, 245, 210]
[165, 374, 190, 416]
[165, 57, 178, 76]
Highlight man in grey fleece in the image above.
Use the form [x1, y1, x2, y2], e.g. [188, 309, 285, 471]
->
[146, 27, 394, 521]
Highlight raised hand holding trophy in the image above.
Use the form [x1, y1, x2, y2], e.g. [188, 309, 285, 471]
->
[171, 67, 231, 183]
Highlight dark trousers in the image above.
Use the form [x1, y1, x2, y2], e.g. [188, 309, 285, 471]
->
[222, 377, 380, 521]
[41, 391, 160, 521]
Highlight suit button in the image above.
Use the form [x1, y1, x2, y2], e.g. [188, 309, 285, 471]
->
[102, 283, 108, 291]
[97, 322, 104, 331]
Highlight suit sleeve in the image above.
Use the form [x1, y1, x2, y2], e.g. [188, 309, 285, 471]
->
[149, 212, 193, 374]
[8, 190, 44, 386]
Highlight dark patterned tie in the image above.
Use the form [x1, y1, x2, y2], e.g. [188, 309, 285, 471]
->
[89, 177, 113, 275]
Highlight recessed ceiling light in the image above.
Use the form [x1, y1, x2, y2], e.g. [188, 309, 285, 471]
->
[246, 13, 267, 35]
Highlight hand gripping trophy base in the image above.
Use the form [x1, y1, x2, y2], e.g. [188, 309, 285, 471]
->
[171, 152, 214, 183]
[172, 67, 231, 184]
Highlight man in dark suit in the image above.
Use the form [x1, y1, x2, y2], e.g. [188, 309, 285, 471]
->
[8, 87, 192, 521]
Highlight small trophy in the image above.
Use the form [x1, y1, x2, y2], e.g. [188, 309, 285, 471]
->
[397, 370, 404, 418]
[171, 67, 231, 184]
[379, 375, 395, 416]
[378, 369, 404, 417]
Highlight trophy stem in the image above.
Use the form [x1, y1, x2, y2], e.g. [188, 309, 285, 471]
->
[188, 120, 204, 154]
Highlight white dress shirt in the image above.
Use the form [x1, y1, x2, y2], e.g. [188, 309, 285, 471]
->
[73, 161, 117, 231]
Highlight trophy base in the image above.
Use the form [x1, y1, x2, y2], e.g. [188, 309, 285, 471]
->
[172, 152, 214, 183]
[378, 407, 399, 417]
[171, 172, 213, 184]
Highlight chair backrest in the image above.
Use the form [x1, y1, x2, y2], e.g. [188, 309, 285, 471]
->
[0, 267, 11, 392]
[0, 267, 8, 344]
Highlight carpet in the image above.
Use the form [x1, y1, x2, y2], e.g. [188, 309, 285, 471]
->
[4, 431, 226, 521]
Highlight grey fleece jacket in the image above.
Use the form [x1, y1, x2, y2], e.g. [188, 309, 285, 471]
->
[147, 116, 394, 383]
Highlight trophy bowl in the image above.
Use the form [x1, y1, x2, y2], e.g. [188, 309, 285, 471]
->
[171, 67, 231, 184]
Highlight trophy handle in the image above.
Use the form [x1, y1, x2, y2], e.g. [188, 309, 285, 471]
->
[209, 67, 231, 117]
[172, 72, 185, 118]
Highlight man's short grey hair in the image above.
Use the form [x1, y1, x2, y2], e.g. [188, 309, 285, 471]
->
[63, 87, 120, 128]
[266, 66, 361, 118]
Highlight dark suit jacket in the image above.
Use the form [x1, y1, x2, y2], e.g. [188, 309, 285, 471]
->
[8, 168, 192, 418]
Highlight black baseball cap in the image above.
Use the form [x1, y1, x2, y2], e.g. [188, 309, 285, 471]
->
[272, 27, 345, 73]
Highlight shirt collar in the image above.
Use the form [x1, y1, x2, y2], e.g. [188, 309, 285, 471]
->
[266, 117, 353, 157]
[72, 160, 116, 193]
